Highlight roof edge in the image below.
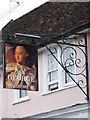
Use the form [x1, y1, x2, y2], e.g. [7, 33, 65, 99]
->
[52, 21, 90, 40]
[38, 21, 90, 47]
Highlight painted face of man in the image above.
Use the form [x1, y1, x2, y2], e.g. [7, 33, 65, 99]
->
[14, 46, 27, 65]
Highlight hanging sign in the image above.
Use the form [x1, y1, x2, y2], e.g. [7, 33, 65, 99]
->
[3, 41, 38, 91]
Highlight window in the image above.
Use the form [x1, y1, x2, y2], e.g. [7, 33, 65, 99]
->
[19, 90, 27, 98]
[43, 42, 75, 93]
[12, 89, 30, 105]
[13, 89, 29, 104]
[43, 46, 60, 92]
[14, 90, 27, 100]
[48, 49, 58, 91]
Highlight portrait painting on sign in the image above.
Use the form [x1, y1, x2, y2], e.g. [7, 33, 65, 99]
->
[3, 42, 38, 91]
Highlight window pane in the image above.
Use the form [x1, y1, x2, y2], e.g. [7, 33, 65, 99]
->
[63, 43, 75, 85]
[48, 52, 58, 71]
[48, 70, 58, 82]
[20, 90, 27, 98]
[65, 65, 75, 84]
[47, 48, 59, 91]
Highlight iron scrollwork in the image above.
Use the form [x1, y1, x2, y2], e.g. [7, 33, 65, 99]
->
[46, 34, 89, 100]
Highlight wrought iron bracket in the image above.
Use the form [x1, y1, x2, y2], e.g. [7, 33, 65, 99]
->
[45, 33, 89, 101]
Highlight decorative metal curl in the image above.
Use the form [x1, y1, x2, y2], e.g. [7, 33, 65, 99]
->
[77, 74, 87, 89]
[60, 37, 87, 72]
[78, 39, 85, 46]
[46, 33, 89, 100]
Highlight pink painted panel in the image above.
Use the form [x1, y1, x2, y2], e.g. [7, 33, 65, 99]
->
[0, 31, 90, 118]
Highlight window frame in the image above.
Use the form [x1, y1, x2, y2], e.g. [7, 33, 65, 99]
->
[47, 49, 59, 91]
[43, 43, 76, 93]
[12, 89, 29, 105]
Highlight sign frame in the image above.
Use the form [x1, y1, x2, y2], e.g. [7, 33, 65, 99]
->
[3, 41, 38, 91]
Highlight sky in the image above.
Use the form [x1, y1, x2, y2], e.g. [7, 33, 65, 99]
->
[0, 0, 49, 30]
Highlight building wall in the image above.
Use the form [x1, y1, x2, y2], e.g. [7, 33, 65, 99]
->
[0, 2, 89, 118]
[0, 32, 89, 119]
